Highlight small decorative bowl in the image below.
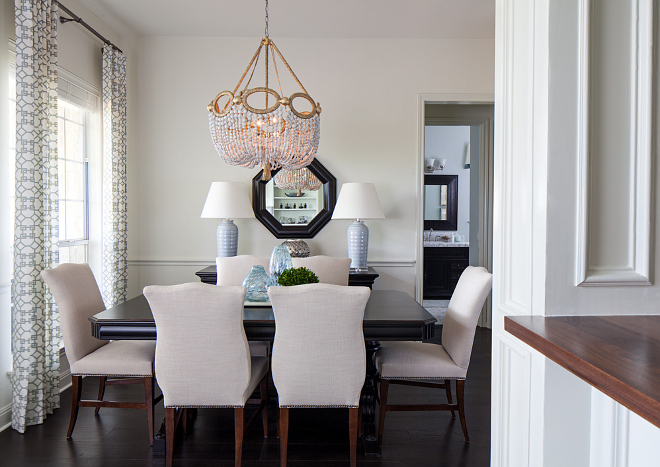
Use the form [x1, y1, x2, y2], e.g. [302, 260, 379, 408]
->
[285, 192, 303, 197]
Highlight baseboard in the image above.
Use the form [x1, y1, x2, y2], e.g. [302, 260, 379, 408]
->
[0, 403, 11, 433]
[0, 350, 72, 434]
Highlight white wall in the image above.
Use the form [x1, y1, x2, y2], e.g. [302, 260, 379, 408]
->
[424, 125, 471, 239]
[128, 36, 495, 297]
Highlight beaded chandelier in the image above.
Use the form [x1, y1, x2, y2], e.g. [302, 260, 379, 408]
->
[274, 167, 322, 195]
[207, 0, 321, 181]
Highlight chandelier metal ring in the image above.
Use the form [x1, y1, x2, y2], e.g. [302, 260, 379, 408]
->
[288, 92, 319, 119]
[242, 87, 282, 115]
[208, 90, 234, 117]
[207, 0, 321, 181]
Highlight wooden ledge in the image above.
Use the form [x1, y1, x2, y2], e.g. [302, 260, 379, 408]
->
[505, 315, 660, 429]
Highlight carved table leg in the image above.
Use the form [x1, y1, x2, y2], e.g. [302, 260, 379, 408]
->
[361, 340, 382, 456]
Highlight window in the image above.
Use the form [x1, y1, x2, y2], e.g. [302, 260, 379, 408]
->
[56, 70, 100, 266]
[57, 99, 89, 263]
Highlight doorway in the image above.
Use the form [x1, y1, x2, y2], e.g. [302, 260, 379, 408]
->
[416, 96, 494, 327]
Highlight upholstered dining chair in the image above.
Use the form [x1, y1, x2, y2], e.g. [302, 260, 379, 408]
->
[144, 283, 269, 467]
[41, 263, 159, 443]
[375, 266, 492, 444]
[268, 283, 371, 467]
[291, 256, 352, 285]
[216, 255, 271, 357]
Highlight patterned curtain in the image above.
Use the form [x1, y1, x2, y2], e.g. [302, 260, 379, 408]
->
[101, 47, 128, 307]
[12, 0, 60, 433]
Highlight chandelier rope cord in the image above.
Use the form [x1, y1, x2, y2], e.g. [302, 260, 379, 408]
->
[265, 0, 269, 39]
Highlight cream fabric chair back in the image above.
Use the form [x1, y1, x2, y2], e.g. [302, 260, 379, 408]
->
[41, 263, 107, 367]
[143, 283, 252, 407]
[291, 256, 351, 285]
[268, 283, 370, 407]
[441, 266, 492, 370]
[216, 255, 270, 286]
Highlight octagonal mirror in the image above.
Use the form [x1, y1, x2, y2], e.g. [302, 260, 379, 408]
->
[252, 159, 336, 238]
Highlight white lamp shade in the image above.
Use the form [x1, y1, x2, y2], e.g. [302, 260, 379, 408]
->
[201, 182, 254, 219]
[332, 183, 385, 220]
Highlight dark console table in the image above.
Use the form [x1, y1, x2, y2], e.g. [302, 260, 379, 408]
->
[195, 265, 380, 289]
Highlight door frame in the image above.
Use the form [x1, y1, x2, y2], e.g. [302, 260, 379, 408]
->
[416, 93, 494, 326]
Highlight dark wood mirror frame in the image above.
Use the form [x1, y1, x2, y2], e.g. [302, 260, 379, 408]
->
[252, 159, 336, 238]
[424, 174, 458, 231]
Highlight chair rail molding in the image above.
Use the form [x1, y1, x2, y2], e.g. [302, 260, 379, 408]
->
[575, 0, 654, 287]
[127, 259, 414, 268]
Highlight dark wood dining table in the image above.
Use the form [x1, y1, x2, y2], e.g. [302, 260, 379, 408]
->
[89, 289, 436, 456]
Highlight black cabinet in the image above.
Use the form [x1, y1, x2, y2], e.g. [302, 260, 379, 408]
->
[423, 247, 469, 299]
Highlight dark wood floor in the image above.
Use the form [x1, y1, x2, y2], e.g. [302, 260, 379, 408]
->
[0, 327, 491, 466]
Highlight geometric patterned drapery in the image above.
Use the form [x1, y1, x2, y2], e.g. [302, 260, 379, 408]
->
[12, 0, 60, 433]
[101, 47, 128, 307]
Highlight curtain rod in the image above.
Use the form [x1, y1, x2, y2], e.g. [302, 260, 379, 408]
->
[54, 1, 123, 54]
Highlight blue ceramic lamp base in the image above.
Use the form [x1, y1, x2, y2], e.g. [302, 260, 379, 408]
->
[217, 220, 238, 257]
[347, 220, 369, 270]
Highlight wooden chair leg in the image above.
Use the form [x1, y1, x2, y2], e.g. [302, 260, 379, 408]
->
[445, 379, 456, 418]
[279, 407, 289, 467]
[144, 377, 154, 445]
[456, 379, 469, 442]
[165, 407, 176, 467]
[260, 374, 269, 438]
[235, 407, 244, 467]
[349, 407, 358, 467]
[94, 376, 107, 415]
[377, 379, 389, 447]
[67, 376, 83, 438]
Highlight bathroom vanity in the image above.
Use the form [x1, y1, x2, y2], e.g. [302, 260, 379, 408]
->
[423, 241, 469, 299]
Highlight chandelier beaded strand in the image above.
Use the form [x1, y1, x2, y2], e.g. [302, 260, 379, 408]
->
[207, 0, 321, 181]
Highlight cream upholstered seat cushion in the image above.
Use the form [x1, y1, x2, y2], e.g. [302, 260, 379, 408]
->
[374, 341, 466, 380]
[144, 283, 268, 408]
[268, 283, 370, 407]
[291, 256, 351, 286]
[216, 255, 270, 286]
[71, 340, 156, 377]
[41, 263, 108, 367]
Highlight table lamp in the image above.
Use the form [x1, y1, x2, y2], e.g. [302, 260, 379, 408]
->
[201, 181, 254, 257]
[332, 183, 385, 270]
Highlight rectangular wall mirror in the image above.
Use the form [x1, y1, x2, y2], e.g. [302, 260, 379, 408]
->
[424, 174, 458, 230]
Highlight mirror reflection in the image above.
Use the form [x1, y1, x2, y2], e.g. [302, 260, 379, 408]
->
[266, 174, 325, 226]
[424, 185, 448, 221]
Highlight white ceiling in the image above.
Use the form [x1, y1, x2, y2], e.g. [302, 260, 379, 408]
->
[75, 0, 495, 39]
